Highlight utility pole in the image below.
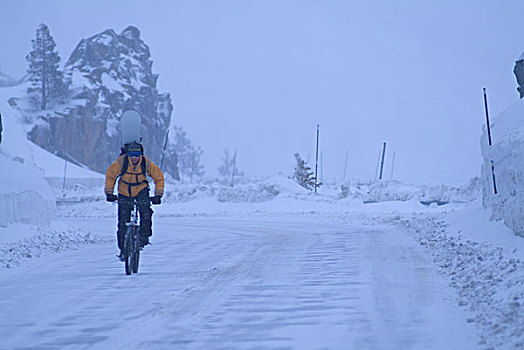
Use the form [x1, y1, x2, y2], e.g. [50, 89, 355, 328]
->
[0, 112, 3, 145]
[374, 148, 381, 182]
[483, 88, 493, 146]
[483, 88, 497, 194]
[320, 151, 324, 184]
[390, 151, 396, 179]
[490, 160, 497, 195]
[342, 150, 348, 181]
[62, 158, 68, 190]
[314, 124, 320, 193]
[190, 150, 195, 183]
[379, 142, 386, 180]
[230, 149, 237, 187]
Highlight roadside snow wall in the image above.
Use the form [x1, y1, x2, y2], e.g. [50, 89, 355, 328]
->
[0, 100, 58, 228]
[481, 98, 524, 237]
[0, 155, 56, 227]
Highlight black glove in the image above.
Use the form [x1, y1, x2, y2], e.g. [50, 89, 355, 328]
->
[106, 193, 118, 202]
[151, 195, 162, 205]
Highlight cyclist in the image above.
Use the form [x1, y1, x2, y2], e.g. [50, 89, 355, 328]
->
[104, 141, 164, 260]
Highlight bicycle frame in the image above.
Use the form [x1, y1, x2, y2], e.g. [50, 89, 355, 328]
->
[123, 200, 142, 275]
[127, 201, 140, 230]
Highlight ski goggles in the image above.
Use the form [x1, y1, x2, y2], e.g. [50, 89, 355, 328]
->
[127, 151, 142, 157]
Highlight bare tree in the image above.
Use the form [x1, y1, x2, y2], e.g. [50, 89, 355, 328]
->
[218, 148, 243, 186]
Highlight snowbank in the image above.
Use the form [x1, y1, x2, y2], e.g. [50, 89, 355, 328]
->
[0, 84, 103, 228]
[355, 202, 523, 350]
[481, 98, 524, 237]
[359, 178, 480, 205]
[402, 212, 522, 350]
[0, 154, 55, 227]
[0, 224, 111, 269]
[162, 175, 301, 203]
[52, 175, 482, 219]
[419, 177, 481, 204]
[0, 93, 56, 228]
[363, 179, 420, 202]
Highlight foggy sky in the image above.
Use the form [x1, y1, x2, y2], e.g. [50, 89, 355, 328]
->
[1, 0, 523, 186]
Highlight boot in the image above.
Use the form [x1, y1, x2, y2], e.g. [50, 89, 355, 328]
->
[140, 236, 150, 249]
[117, 250, 125, 262]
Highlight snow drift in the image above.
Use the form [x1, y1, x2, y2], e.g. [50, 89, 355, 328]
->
[0, 108, 56, 227]
[0, 151, 56, 228]
[481, 98, 524, 237]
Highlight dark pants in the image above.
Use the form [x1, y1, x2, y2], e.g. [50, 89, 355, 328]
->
[117, 188, 153, 251]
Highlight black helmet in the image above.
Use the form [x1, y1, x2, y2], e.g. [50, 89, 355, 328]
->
[125, 141, 143, 156]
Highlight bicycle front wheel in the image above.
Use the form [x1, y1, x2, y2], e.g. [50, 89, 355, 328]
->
[132, 228, 140, 273]
[124, 227, 134, 275]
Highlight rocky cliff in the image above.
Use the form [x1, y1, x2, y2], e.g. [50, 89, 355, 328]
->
[514, 53, 524, 98]
[26, 26, 178, 177]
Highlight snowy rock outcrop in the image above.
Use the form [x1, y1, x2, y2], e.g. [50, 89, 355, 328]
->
[481, 98, 524, 237]
[513, 54, 524, 98]
[22, 26, 178, 177]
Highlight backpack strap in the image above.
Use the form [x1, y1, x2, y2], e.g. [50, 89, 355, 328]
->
[141, 156, 147, 176]
[116, 155, 128, 178]
[121, 156, 130, 178]
[116, 155, 150, 197]
[117, 155, 150, 177]
[142, 156, 151, 176]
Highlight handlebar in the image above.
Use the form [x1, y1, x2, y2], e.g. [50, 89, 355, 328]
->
[115, 197, 161, 206]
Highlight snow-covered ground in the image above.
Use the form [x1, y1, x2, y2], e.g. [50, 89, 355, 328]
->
[0, 82, 521, 349]
[1, 214, 479, 350]
[0, 179, 522, 349]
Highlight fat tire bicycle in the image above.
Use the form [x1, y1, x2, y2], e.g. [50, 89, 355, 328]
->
[121, 197, 156, 276]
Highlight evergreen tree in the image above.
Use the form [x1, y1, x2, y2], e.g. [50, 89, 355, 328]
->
[172, 126, 205, 182]
[293, 153, 317, 191]
[26, 23, 68, 110]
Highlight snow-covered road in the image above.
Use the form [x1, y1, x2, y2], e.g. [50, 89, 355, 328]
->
[0, 216, 479, 349]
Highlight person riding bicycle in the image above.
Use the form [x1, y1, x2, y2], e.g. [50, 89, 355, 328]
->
[104, 141, 164, 260]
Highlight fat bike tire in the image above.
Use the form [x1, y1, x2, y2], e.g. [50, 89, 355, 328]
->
[132, 228, 140, 273]
[132, 249, 140, 273]
[125, 254, 132, 275]
[124, 228, 133, 275]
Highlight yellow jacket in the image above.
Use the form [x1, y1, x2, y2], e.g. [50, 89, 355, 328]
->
[105, 155, 165, 198]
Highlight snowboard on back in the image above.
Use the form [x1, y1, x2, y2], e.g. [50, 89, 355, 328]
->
[121, 110, 142, 146]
